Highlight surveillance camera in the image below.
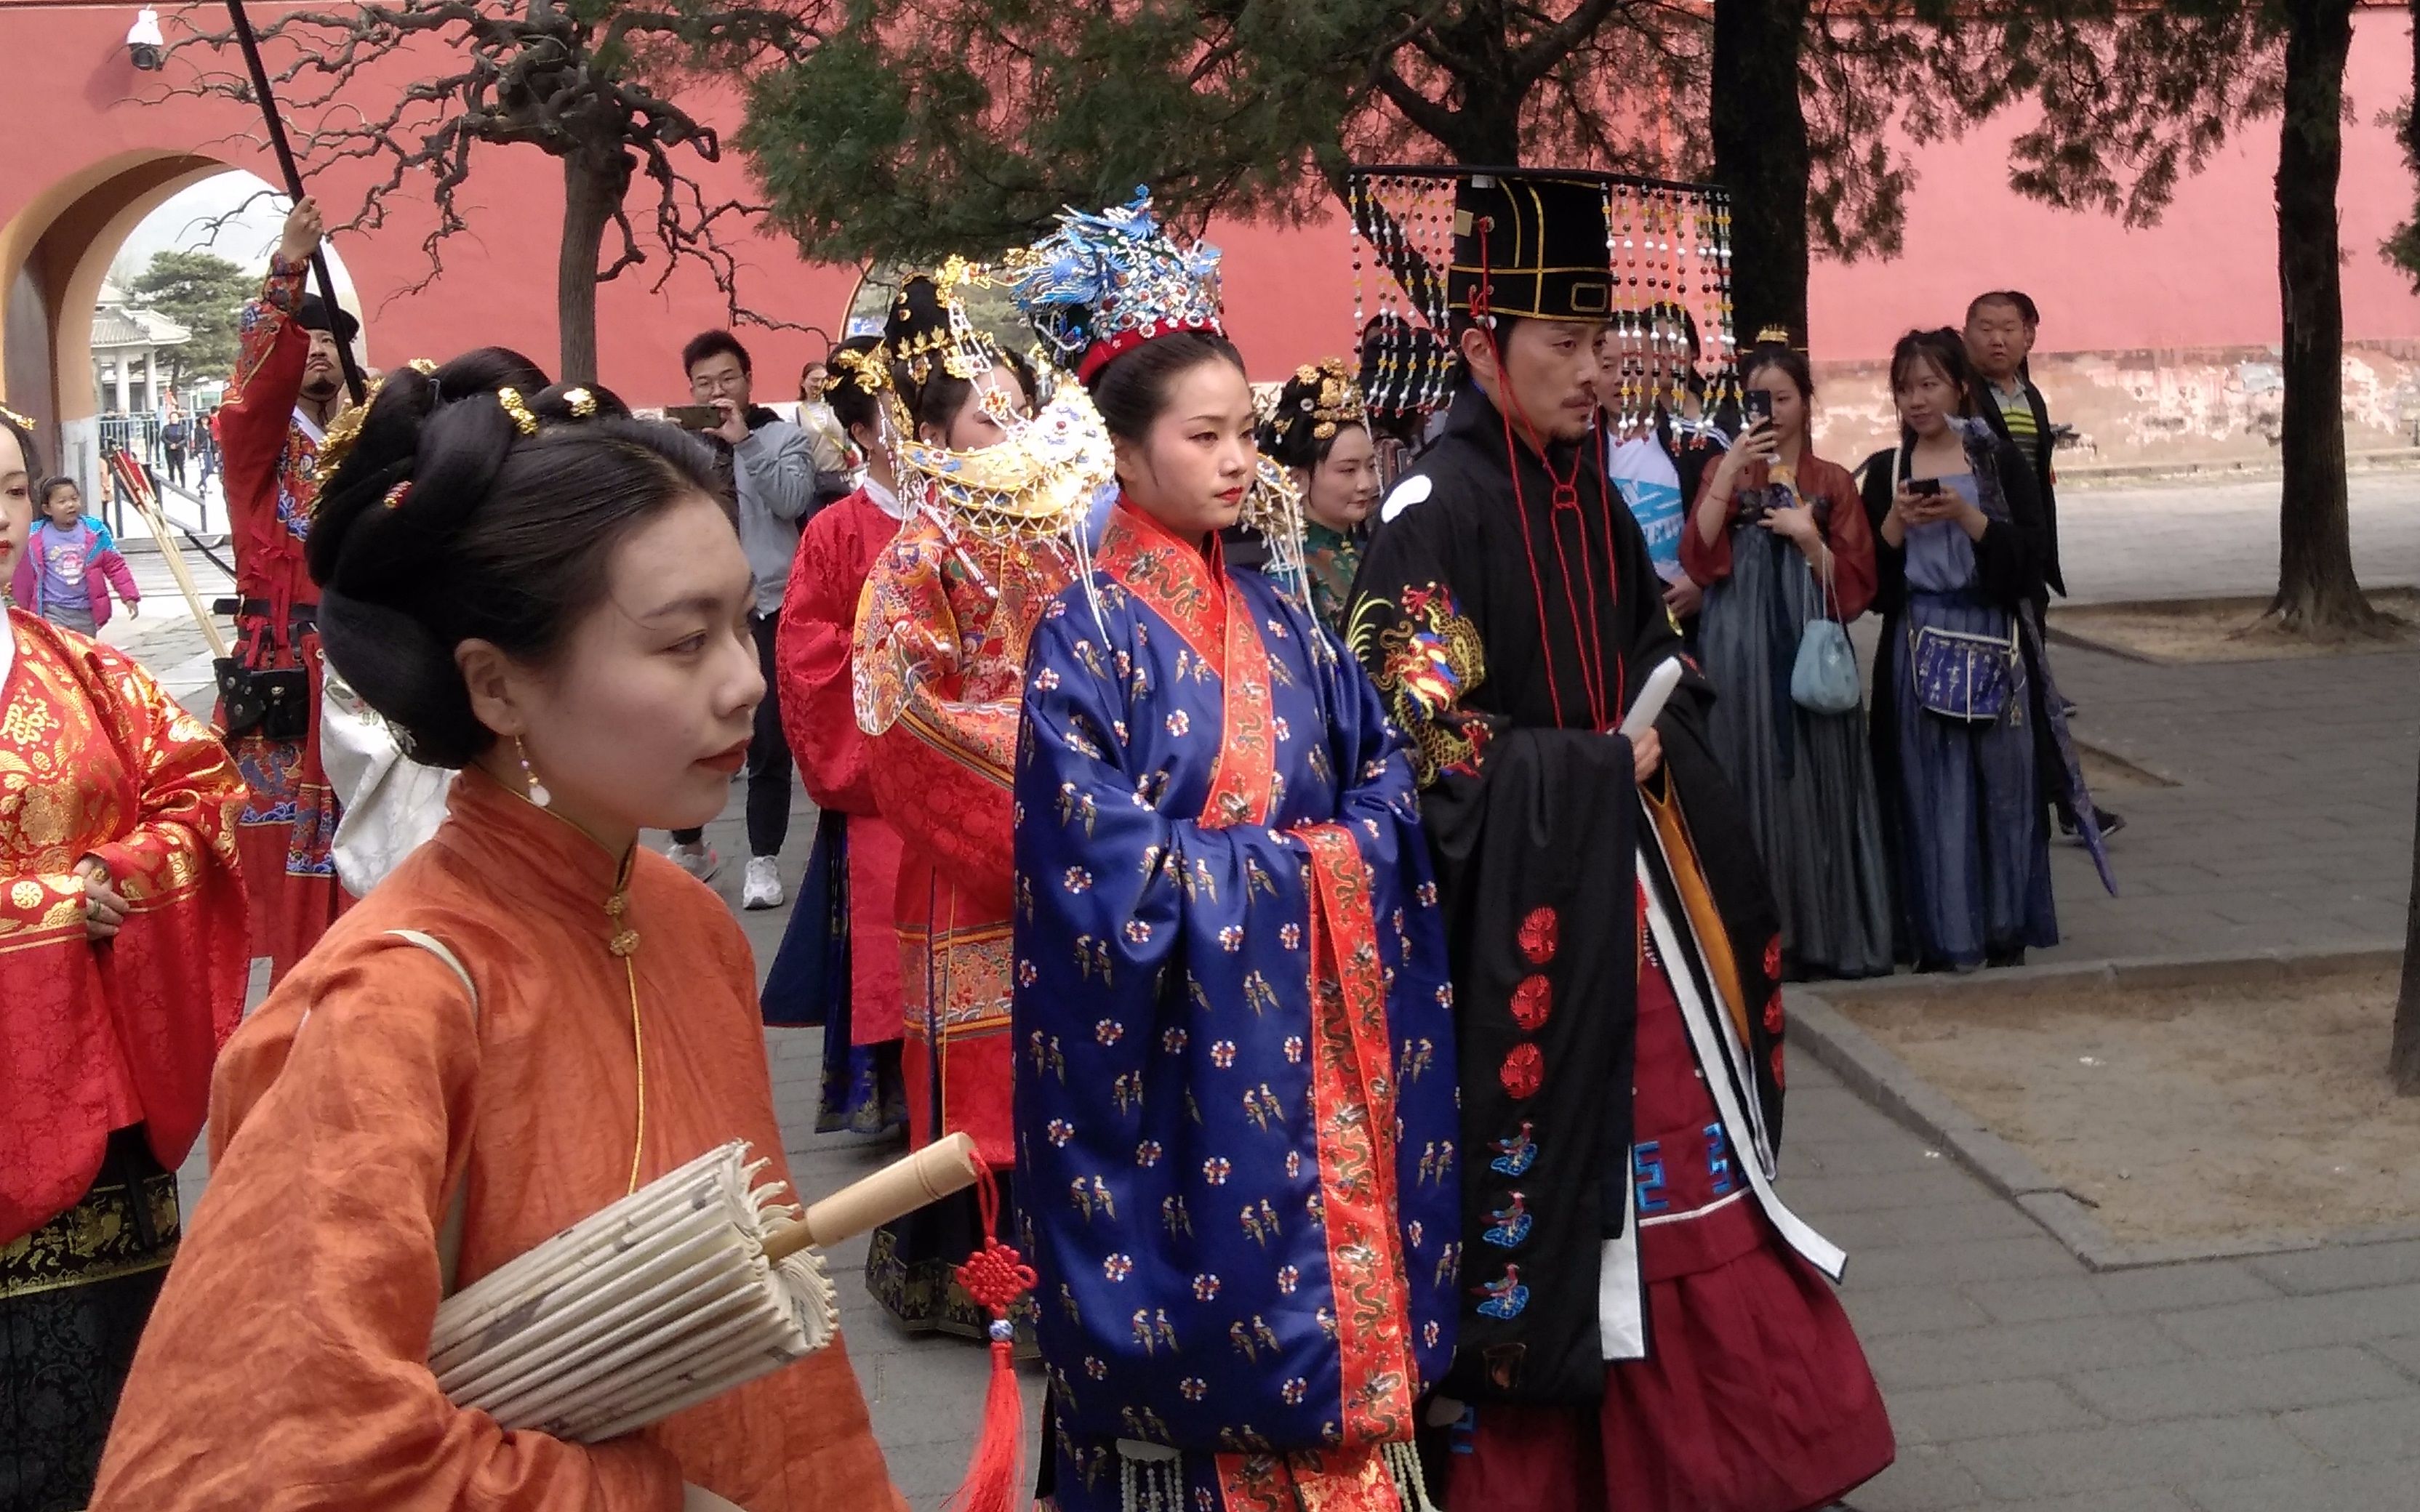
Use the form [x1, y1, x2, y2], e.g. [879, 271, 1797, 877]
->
[127, 8, 165, 71]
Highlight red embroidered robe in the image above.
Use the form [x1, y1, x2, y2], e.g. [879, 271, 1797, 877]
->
[776, 484, 904, 1045]
[0, 608, 249, 1244]
[217, 255, 347, 983]
[851, 508, 1075, 1167]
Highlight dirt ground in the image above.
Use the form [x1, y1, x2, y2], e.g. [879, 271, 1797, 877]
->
[2051, 590, 2420, 663]
[1835, 964, 2420, 1245]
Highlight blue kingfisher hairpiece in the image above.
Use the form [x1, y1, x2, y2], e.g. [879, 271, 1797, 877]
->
[998, 188, 1225, 384]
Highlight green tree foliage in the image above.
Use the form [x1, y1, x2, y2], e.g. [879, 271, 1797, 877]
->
[736, 0, 1918, 326]
[1867, 1, 2367, 637]
[2384, 0, 2420, 289]
[165, 0, 828, 382]
[126, 249, 252, 387]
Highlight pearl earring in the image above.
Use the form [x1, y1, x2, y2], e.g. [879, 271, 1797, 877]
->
[516, 736, 551, 808]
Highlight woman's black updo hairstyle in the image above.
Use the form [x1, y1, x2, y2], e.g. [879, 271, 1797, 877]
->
[1257, 365, 1366, 472]
[0, 406, 44, 491]
[1889, 327, 1977, 418]
[884, 276, 1035, 441]
[1742, 341, 1816, 406]
[824, 335, 886, 441]
[1087, 331, 1246, 445]
[309, 347, 724, 768]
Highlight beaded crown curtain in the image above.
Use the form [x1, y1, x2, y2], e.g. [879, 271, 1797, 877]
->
[1345, 165, 1739, 430]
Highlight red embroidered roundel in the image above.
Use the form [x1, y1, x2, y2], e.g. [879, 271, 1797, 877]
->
[1510, 975, 1553, 1032]
[1763, 934, 1784, 981]
[1500, 1044, 1544, 1100]
[1763, 989, 1784, 1036]
[1518, 907, 1559, 966]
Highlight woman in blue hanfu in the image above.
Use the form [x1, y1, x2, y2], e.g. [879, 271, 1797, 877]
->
[1005, 192, 1462, 1512]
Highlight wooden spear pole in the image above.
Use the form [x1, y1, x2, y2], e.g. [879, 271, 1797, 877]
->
[224, 0, 367, 408]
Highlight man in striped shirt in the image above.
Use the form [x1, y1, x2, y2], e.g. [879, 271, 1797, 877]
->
[1965, 290, 2062, 602]
[1965, 289, 2124, 840]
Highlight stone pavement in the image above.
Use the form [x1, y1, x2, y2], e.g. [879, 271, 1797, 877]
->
[96, 466, 2420, 1509]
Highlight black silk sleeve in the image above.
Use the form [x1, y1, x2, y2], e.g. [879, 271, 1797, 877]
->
[1425, 728, 1639, 1407]
[1858, 449, 1909, 617]
[1971, 433, 2048, 611]
[1348, 498, 1643, 1407]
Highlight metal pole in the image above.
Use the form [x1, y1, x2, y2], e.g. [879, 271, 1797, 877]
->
[224, 0, 368, 408]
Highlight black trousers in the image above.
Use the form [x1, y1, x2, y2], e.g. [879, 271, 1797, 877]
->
[673, 610, 793, 858]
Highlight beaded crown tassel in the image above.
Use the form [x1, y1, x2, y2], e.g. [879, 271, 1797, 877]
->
[1343, 165, 1740, 433]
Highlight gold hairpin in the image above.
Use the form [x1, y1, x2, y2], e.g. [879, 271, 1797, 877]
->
[564, 387, 598, 418]
[1755, 323, 1792, 345]
[0, 403, 33, 433]
[316, 370, 391, 478]
[381, 480, 413, 510]
[406, 358, 438, 375]
[496, 386, 539, 436]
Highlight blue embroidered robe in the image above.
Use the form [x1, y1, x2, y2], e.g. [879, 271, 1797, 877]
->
[1012, 504, 1459, 1511]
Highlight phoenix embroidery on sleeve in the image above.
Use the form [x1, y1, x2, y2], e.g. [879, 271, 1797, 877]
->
[1348, 582, 1489, 785]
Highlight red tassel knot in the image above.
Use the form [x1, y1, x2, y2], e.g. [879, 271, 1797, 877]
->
[955, 1239, 1037, 1319]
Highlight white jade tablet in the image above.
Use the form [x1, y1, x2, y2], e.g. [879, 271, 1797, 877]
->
[1616, 657, 1684, 741]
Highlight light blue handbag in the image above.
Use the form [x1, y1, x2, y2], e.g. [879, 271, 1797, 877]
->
[1790, 550, 1863, 715]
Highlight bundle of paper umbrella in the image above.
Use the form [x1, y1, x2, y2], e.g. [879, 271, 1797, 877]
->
[428, 1132, 979, 1441]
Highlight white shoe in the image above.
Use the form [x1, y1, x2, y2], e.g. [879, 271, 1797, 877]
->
[668, 840, 721, 882]
[742, 856, 785, 910]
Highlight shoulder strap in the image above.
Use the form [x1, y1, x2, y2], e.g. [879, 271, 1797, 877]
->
[385, 928, 478, 1298]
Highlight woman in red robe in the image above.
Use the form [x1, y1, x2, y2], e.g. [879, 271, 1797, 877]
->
[0, 405, 249, 1512]
[762, 337, 908, 1136]
[850, 278, 1072, 1340]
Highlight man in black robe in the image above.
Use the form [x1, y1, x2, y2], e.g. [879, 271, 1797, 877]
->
[1345, 172, 1892, 1512]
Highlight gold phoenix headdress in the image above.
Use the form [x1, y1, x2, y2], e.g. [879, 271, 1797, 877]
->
[877, 261, 1111, 544]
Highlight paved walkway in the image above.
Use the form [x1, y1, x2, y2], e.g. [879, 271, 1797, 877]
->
[101, 467, 2420, 1509]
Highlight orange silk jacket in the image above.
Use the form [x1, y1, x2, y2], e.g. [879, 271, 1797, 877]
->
[92, 766, 903, 1512]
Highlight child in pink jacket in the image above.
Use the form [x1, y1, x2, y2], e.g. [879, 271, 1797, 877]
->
[11, 478, 140, 635]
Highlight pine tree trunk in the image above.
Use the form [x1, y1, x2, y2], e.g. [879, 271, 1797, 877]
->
[1710, 0, 1813, 350]
[557, 150, 620, 385]
[2396, 744, 2420, 1093]
[2271, 0, 2376, 636]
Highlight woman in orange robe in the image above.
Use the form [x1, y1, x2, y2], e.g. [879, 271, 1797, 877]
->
[0, 406, 248, 1512]
[92, 357, 902, 1511]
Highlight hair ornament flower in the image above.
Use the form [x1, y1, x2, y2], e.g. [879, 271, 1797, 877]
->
[495, 386, 539, 437]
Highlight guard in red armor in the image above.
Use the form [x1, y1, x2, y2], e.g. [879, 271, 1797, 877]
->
[214, 197, 356, 982]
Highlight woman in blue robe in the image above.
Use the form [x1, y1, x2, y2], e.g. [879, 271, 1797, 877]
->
[1857, 328, 2114, 970]
[1007, 195, 1459, 1512]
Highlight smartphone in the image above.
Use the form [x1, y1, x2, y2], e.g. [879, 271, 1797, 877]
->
[1906, 478, 1942, 497]
[665, 404, 721, 430]
[1742, 390, 1774, 429]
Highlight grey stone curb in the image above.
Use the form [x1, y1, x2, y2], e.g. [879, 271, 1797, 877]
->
[1788, 945, 2420, 1271]
[2045, 587, 2420, 669]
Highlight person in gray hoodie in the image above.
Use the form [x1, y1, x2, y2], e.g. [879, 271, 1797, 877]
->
[668, 329, 819, 908]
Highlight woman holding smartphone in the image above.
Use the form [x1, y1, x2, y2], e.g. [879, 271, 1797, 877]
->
[1859, 328, 2099, 972]
[1683, 341, 1893, 980]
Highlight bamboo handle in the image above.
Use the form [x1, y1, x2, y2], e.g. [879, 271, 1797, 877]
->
[111, 453, 231, 660]
[761, 1132, 980, 1263]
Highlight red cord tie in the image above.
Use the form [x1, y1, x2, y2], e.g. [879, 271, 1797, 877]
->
[1551, 480, 1581, 512]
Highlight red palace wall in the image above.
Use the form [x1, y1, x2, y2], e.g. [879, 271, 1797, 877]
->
[6, 0, 2419, 421]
